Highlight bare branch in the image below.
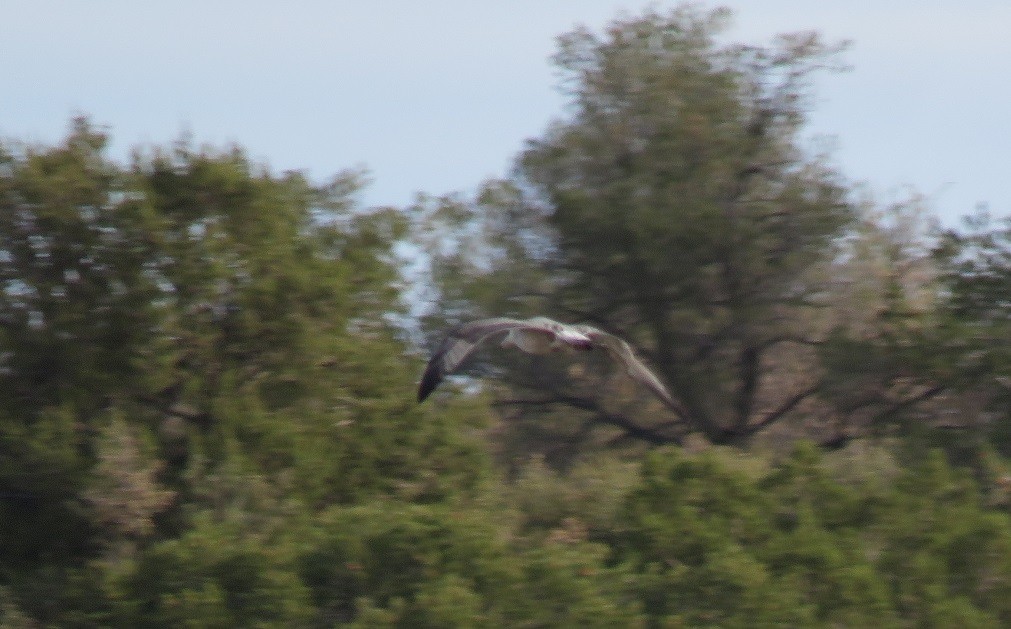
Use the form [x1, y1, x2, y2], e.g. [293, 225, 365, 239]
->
[745, 382, 822, 436]
[493, 395, 685, 446]
[756, 334, 825, 351]
[868, 384, 946, 427]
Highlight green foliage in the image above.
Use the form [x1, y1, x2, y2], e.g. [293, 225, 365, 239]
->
[114, 514, 313, 627]
[817, 201, 1010, 461]
[288, 443, 1011, 627]
[415, 6, 854, 451]
[2, 5, 1008, 624]
[615, 444, 1011, 627]
[876, 451, 1011, 625]
[934, 210, 1011, 451]
[299, 500, 643, 627]
[0, 119, 486, 625]
[508, 455, 639, 534]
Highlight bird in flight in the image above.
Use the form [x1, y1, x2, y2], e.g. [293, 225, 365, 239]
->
[418, 316, 676, 408]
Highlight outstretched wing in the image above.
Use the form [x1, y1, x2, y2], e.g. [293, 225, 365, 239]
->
[418, 318, 530, 402]
[579, 326, 678, 409]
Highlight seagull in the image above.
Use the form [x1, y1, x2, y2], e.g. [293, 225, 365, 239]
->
[417, 316, 676, 408]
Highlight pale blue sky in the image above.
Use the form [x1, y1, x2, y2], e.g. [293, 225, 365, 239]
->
[3, 2, 1009, 224]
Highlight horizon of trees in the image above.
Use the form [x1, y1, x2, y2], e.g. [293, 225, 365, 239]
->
[1, 5, 1009, 627]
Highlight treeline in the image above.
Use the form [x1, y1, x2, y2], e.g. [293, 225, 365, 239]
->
[1, 6, 1009, 627]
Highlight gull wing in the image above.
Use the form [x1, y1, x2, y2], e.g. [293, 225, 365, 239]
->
[418, 318, 545, 402]
[579, 326, 678, 409]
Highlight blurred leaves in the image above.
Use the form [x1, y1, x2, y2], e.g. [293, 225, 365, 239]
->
[0, 118, 486, 625]
[82, 414, 174, 543]
[1, 5, 1010, 627]
[414, 5, 855, 451]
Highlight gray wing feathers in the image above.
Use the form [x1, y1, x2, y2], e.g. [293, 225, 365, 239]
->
[418, 318, 527, 402]
[454, 317, 530, 343]
[441, 338, 476, 373]
[580, 327, 677, 408]
[419, 318, 677, 410]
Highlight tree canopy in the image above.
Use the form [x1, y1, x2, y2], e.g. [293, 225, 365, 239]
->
[2, 5, 1010, 627]
[416, 8, 855, 452]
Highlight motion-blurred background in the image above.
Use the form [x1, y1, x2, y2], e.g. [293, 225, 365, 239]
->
[2, 3, 1009, 626]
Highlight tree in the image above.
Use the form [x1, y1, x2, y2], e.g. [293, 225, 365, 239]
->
[615, 443, 1011, 626]
[814, 201, 1011, 457]
[0, 119, 488, 625]
[933, 209, 1011, 454]
[812, 196, 951, 447]
[415, 6, 853, 453]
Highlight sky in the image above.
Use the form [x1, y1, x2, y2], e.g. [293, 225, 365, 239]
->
[3, 2, 1009, 225]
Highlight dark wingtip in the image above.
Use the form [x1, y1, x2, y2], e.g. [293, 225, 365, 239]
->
[417, 363, 442, 403]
